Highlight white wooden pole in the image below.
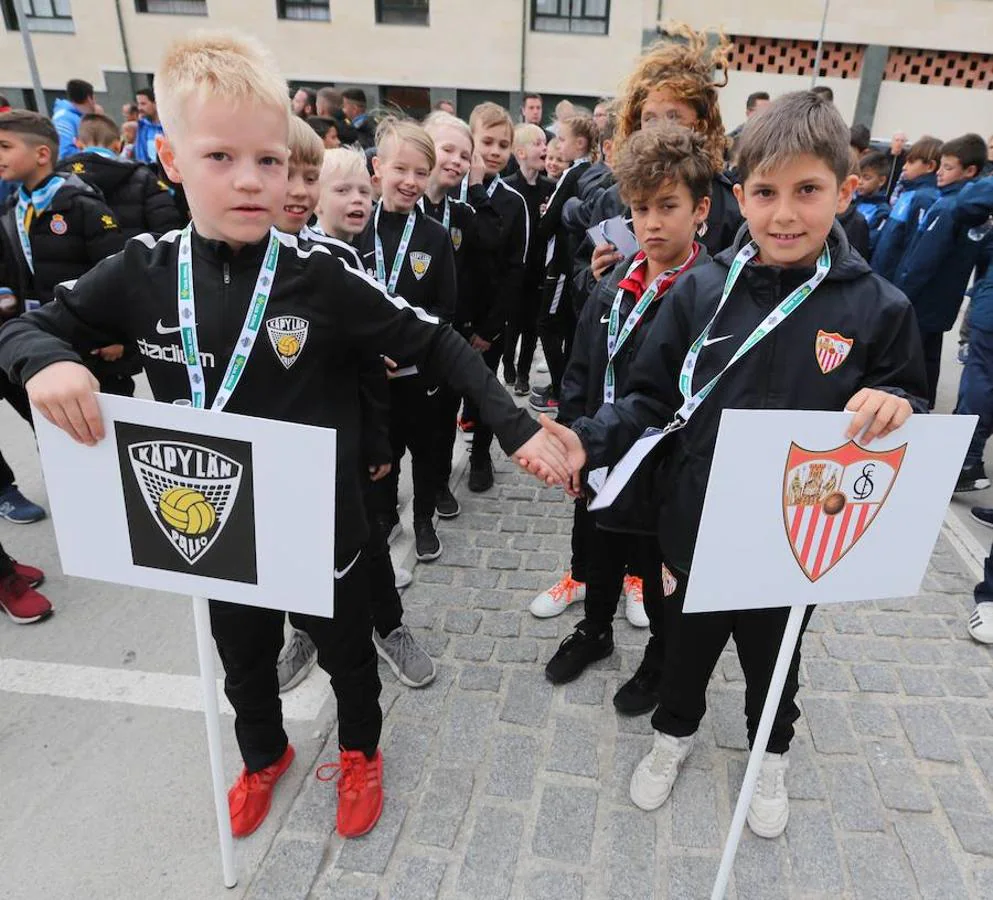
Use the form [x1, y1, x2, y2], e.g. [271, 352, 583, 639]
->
[192, 596, 238, 889]
[711, 604, 806, 900]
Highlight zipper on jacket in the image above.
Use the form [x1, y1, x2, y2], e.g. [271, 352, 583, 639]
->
[223, 262, 231, 285]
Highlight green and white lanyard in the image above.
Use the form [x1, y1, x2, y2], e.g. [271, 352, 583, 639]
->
[588, 241, 831, 509]
[15, 176, 66, 275]
[178, 225, 280, 410]
[485, 174, 502, 198]
[418, 195, 450, 231]
[670, 240, 831, 433]
[459, 175, 469, 203]
[603, 246, 699, 404]
[373, 202, 416, 295]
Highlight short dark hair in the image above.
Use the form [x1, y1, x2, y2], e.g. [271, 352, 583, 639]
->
[850, 123, 871, 153]
[811, 85, 834, 102]
[342, 88, 367, 109]
[67, 79, 94, 104]
[295, 86, 317, 111]
[307, 116, 338, 141]
[735, 91, 850, 186]
[136, 86, 155, 103]
[522, 93, 542, 104]
[858, 150, 890, 176]
[0, 109, 59, 158]
[317, 86, 342, 112]
[78, 113, 120, 147]
[940, 133, 988, 174]
[746, 91, 770, 112]
[614, 124, 713, 207]
[905, 135, 943, 166]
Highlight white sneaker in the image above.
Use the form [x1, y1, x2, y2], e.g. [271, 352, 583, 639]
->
[394, 566, 413, 590]
[630, 731, 693, 810]
[622, 575, 649, 627]
[968, 601, 993, 644]
[746, 752, 790, 838]
[529, 571, 586, 618]
[535, 361, 549, 374]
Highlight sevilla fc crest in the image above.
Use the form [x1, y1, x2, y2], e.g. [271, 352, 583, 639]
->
[815, 330, 853, 374]
[783, 441, 905, 581]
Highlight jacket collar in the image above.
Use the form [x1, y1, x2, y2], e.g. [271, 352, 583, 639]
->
[190, 225, 273, 268]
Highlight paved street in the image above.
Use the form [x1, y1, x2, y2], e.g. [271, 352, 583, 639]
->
[2, 334, 993, 899]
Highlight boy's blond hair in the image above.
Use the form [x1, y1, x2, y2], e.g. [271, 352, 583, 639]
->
[154, 31, 290, 137]
[375, 117, 436, 169]
[423, 111, 474, 150]
[469, 102, 514, 141]
[320, 146, 370, 186]
[78, 113, 121, 148]
[514, 122, 544, 150]
[560, 114, 599, 161]
[287, 115, 324, 169]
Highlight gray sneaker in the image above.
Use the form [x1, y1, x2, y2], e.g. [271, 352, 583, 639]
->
[395, 566, 413, 590]
[277, 629, 317, 693]
[373, 624, 436, 688]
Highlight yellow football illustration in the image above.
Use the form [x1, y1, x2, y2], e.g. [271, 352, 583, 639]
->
[158, 487, 217, 536]
[276, 334, 299, 357]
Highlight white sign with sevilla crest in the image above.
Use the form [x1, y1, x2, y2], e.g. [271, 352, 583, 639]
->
[684, 409, 975, 613]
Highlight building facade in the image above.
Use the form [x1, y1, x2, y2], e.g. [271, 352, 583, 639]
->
[0, 0, 990, 140]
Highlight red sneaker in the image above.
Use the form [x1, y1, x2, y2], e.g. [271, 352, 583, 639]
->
[317, 748, 384, 838]
[457, 416, 476, 434]
[227, 744, 295, 838]
[11, 560, 44, 588]
[0, 573, 53, 624]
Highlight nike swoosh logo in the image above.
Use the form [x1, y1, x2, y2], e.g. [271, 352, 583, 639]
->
[426, 386, 440, 397]
[702, 335, 734, 347]
[333, 550, 361, 580]
[155, 319, 186, 335]
[600, 314, 610, 324]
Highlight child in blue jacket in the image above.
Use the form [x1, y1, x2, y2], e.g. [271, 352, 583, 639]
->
[854, 151, 891, 256]
[872, 136, 942, 281]
[894, 133, 988, 407]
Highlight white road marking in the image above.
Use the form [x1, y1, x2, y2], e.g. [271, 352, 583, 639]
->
[0, 657, 332, 721]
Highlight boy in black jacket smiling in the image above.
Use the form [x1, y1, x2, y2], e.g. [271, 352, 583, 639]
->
[540, 126, 712, 719]
[526, 92, 927, 839]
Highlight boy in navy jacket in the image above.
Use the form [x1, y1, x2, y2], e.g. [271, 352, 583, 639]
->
[895, 133, 988, 407]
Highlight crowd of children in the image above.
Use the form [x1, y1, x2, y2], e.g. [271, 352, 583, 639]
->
[0, 19, 990, 850]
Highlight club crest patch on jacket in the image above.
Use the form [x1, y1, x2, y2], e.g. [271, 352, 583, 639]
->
[409, 251, 432, 280]
[266, 315, 309, 369]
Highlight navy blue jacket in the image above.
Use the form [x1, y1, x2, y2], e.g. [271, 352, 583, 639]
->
[871, 173, 938, 281]
[895, 179, 984, 333]
[572, 221, 928, 571]
[854, 192, 890, 255]
[954, 178, 993, 332]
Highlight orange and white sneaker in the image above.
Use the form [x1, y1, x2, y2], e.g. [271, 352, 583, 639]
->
[622, 575, 649, 628]
[228, 744, 295, 838]
[529, 571, 586, 618]
[318, 748, 384, 838]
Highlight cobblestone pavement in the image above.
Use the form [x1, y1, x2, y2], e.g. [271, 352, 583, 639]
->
[244, 449, 993, 900]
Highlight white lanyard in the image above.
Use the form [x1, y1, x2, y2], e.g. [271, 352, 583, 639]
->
[373, 202, 416, 295]
[486, 174, 502, 198]
[178, 226, 280, 410]
[418, 195, 450, 231]
[15, 176, 66, 275]
[603, 247, 698, 404]
[459, 175, 469, 203]
[589, 241, 831, 511]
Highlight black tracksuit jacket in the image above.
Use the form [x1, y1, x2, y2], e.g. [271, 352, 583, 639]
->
[58, 152, 186, 240]
[503, 172, 555, 293]
[572, 222, 929, 571]
[0, 228, 539, 566]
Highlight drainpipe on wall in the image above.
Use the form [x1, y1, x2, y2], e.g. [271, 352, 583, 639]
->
[114, 0, 138, 96]
[520, 0, 528, 94]
[12, 4, 47, 114]
[811, 0, 831, 88]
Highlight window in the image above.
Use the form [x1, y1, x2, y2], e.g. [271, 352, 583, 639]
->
[134, 0, 208, 14]
[375, 0, 428, 26]
[532, 0, 608, 36]
[1, 0, 75, 33]
[277, 0, 329, 19]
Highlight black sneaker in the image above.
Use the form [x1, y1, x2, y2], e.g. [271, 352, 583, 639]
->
[972, 507, 993, 528]
[955, 463, 990, 493]
[503, 361, 517, 385]
[414, 517, 442, 561]
[436, 486, 461, 518]
[513, 377, 530, 397]
[545, 624, 614, 684]
[613, 657, 664, 716]
[468, 456, 494, 493]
